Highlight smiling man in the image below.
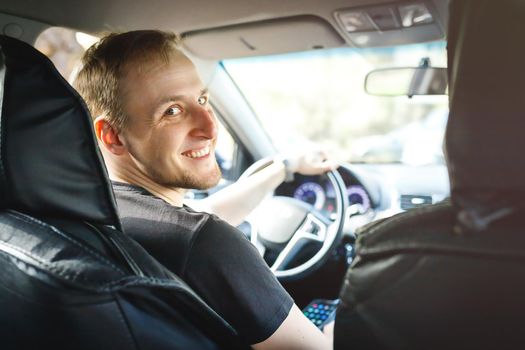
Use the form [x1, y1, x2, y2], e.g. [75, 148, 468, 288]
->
[86, 40, 220, 197]
[75, 30, 333, 349]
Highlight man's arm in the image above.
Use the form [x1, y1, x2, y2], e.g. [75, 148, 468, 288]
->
[188, 152, 336, 226]
[188, 160, 286, 226]
[252, 304, 333, 350]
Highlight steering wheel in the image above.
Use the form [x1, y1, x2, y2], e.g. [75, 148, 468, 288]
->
[241, 157, 348, 281]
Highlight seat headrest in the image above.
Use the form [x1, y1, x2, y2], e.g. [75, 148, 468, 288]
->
[0, 35, 120, 228]
[445, 0, 525, 226]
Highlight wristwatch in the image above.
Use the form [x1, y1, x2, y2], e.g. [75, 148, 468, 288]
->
[277, 156, 295, 182]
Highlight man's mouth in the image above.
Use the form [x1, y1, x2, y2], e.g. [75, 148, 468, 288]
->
[181, 146, 211, 159]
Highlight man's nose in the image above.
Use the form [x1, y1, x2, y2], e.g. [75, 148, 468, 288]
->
[191, 105, 217, 140]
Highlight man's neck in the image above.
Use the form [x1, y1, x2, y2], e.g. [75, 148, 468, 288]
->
[102, 150, 187, 206]
[110, 171, 186, 207]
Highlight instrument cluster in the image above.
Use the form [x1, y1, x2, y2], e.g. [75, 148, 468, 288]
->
[275, 168, 373, 219]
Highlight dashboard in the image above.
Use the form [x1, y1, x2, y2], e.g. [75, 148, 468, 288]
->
[274, 163, 450, 235]
[202, 162, 450, 239]
[274, 166, 373, 221]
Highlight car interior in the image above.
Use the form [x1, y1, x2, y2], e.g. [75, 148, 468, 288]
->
[0, 0, 524, 348]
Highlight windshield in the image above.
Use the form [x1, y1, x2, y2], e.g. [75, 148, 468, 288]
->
[223, 42, 448, 165]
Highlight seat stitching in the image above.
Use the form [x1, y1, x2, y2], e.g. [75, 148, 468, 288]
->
[0, 52, 7, 186]
[7, 210, 126, 275]
[100, 276, 201, 292]
[10, 211, 125, 274]
[0, 240, 102, 283]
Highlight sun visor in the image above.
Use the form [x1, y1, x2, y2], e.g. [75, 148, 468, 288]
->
[0, 35, 121, 228]
[182, 15, 345, 60]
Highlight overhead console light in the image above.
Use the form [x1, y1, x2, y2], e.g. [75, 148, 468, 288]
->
[366, 6, 400, 30]
[336, 6, 399, 32]
[335, 2, 434, 33]
[334, 0, 444, 47]
[338, 11, 375, 32]
[399, 3, 434, 27]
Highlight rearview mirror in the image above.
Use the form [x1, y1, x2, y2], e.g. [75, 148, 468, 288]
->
[365, 66, 447, 97]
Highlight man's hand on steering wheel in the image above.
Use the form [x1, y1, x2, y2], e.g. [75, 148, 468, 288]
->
[283, 150, 338, 177]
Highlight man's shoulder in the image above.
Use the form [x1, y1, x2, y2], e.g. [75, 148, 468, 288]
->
[113, 182, 213, 236]
[186, 214, 263, 276]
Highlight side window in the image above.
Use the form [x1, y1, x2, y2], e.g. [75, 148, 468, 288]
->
[214, 116, 253, 182]
[215, 119, 236, 180]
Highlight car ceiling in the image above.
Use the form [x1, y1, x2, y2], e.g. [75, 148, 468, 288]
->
[0, 0, 448, 59]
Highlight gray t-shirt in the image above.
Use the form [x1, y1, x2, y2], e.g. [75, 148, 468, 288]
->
[112, 182, 293, 344]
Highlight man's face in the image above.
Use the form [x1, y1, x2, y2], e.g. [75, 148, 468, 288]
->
[118, 53, 221, 190]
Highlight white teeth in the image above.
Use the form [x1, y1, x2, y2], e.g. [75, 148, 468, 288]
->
[184, 146, 210, 159]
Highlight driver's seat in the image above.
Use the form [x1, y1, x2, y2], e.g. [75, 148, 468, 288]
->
[0, 35, 245, 349]
[335, 1, 525, 349]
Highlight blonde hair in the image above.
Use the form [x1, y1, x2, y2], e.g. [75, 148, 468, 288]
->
[74, 30, 182, 131]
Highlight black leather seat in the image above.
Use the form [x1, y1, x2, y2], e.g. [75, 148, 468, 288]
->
[335, 1, 525, 349]
[0, 35, 246, 349]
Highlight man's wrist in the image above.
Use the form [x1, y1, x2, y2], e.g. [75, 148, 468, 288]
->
[275, 156, 295, 182]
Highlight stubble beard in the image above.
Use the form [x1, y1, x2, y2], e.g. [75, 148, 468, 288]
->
[148, 159, 222, 190]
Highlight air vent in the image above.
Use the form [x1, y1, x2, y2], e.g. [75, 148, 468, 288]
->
[400, 194, 432, 210]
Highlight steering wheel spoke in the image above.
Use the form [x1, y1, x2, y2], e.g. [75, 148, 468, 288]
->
[270, 213, 328, 272]
[296, 213, 327, 243]
[241, 157, 348, 280]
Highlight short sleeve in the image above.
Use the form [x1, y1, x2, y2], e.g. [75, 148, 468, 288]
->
[183, 217, 294, 344]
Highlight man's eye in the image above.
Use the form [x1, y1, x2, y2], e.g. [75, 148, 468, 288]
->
[165, 106, 182, 116]
[198, 96, 208, 105]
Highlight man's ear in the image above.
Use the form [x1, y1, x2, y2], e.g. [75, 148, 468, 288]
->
[94, 116, 127, 156]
